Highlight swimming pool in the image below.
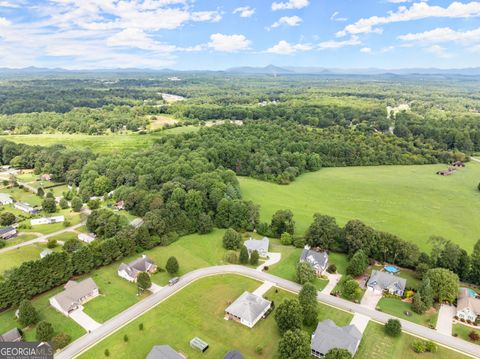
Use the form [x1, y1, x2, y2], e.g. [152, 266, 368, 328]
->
[384, 265, 400, 274]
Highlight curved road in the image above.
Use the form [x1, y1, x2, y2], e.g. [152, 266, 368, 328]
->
[55, 265, 480, 359]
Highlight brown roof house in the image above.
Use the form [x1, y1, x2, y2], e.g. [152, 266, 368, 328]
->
[49, 278, 99, 316]
[118, 255, 157, 282]
[457, 288, 480, 322]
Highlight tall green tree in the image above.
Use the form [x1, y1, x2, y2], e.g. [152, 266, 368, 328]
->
[166, 256, 179, 274]
[42, 197, 56, 213]
[305, 213, 340, 250]
[470, 240, 480, 285]
[278, 329, 310, 359]
[275, 299, 303, 334]
[36, 321, 54, 342]
[222, 228, 242, 250]
[423, 268, 459, 303]
[18, 300, 39, 327]
[346, 250, 368, 277]
[296, 262, 316, 285]
[137, 272, 151, 291]
[298, 283, 318, 326]
[270, 209, 295, 237]
[239, 245, 249, 264]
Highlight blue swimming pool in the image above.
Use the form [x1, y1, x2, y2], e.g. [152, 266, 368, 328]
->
[466, 288, 478, 298]
[384, 265, 400, 274]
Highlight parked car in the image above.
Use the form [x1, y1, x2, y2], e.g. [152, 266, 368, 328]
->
[168, 277, 179, 286]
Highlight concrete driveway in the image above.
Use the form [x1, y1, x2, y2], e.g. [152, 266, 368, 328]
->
[321, 273, 341, 295]
[252, 281, 274, 296]
[436, 304, 455, 335]
[69, 309, 101, 332]
[350, 313, 370, 334]
[360, 288, 382, 309]
[256, 252, 281, 271]
[148, 283, 163, 294]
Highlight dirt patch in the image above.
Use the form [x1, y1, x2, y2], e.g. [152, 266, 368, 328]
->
[149, 116, 179, 130]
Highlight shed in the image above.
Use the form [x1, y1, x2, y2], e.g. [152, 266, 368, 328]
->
[190, 337, 209, 352]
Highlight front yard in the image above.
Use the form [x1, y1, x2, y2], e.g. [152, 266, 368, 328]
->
[453, 323, 480, 345]
[355, 322, 469, 359]
[377, 297, 438, 328]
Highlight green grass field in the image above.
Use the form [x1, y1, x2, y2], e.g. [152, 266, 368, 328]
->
[239, 163, 480, 251]
[453, 324, 480, 345]
[3, 233, 38, 247]
[0, 286, 85, 342]
[0, 243, 60, 275]
[355, 322, 468, 359]
[1, 187, 42, 206]
[79, 275, 353, 359]
[377, 298, 438, 328]
[5, 126, 199, 154]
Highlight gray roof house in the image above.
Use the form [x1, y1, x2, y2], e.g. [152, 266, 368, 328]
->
[118, 255, 157, 282]
[14, 202, 37, 214]
[367, 270, 406, 296]
[49, 278, 99, 316]
[0, 193, 13, 205]
[146, 345, 183, 359]
[0, 328, 22, 342]
[222, 350, 245, 359]
[300, 247, 329, 275]
[0, 226, 17, 240]
[40, 248, 53, 258]
[243, 237, 269, 258]
[311, 320, 362, 358]
[225, 291, 272, 328]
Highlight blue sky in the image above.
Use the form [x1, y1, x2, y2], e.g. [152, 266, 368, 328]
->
[0, 0, 479, 69]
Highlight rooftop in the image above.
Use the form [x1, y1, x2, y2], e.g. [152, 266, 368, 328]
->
[146, 345, 183, 359]
[225, 291, 271, 323]
[311, 320, 362, 356]
[51, 278, 98, 312]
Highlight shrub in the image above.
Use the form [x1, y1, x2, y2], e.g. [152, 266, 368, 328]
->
[123, 334, 129, 342]
[384, 319, 402, 337]
[411, 340, 426, 353]
[425, 341, 437, 353]
[293, 237, 305, 248]
[59, 198, 69, 209]
[327, 264, 337, 274]
[469, 330, 480, 342]
[52, 333, 71, 350]
[166, 256, 179, 274]
[18, 300, 39, 327]
[224, 250, 238, 264]
[250, 250, 260, 265]
[222, 228, 242, 250]
[0, 212, 16, 226]
[280, 232, 293, 245]
[36, 321, 54, 342]
[139, 323, 143, 331]
[47, 239, 57, 249]
[104, 349, 110, 357]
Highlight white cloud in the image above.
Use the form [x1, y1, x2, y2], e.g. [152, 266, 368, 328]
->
[387, 0, 413, 3]
[266, 40, 312, 54]
[233, 6, 255, 18]
[319, 35, 361, 49]
[360, 47, 372, 53]
[191, 11, 222, 23]
[271, 15, 302, 28]
[398, 27, 480, 44]
[272, 0, 309, 11]
[337, 1, 480, 37]
[425, 45, 452, 58]
[207, 33, 251, 52]
[0, 1, 20, 7]
[0, 17, 11, 27]
[106, 28, 176, 52]
[330, 11, 347, 22]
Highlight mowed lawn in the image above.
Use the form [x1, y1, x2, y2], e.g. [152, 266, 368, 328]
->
[0, 242, 61, 275]
[79, 275, 353, 359]
[239, 163, 480, 251]
[355, 322, 469, 359]
[377, 298, 438, 328]
[0, 285, 85, 342]
[453, 324, 480, 345]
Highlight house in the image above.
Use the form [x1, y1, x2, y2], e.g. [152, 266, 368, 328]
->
[0, 328, 22, 342]
[40, 248, 53, 258]
[456, 288, 480, 322]
[114, 200, 125, 210]
[367, 270, 406, 297]
[225, 291, 272, 328]
[118, 255, 157, 282]
[310, 320, 362, 358]
[299, 246, 329, 275]
[0, 193, 13, 205]
[78, 232, 96, 244]
[222, 350, 245, 359]
[14, 202, 37, 214]
[0, 226, 17, 240]
[243, 237, 269, 258]
[129, 217, 144, 229]
[146, 345, 184, 359]
[49, 278, 99, 316]
[30, 216, 64, 226]
[40, 174, 52, 181]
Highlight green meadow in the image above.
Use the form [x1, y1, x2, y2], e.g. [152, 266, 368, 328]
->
[240, 163, 480, 251]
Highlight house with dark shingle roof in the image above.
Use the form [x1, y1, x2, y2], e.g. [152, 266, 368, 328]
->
[0, 226, 17, 240]
[146, 345, 184, 359]
[222, 350, 245, 359]
[310, 320, 362, 358]
[366, 270, 406, 296]
[299, 246, 329, 275]
[225, 291, 271, 328]
[49, 278, 99, 316]
[118, 255, 157, 282]
[0, 328, 22, 342]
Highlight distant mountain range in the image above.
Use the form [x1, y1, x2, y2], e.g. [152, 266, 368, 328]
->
[1, 65, 480, 76]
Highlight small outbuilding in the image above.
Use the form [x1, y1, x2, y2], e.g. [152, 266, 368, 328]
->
[190, 337, 209, 352]
[78, 232, 96, 244]
[40, 248, 53, 258]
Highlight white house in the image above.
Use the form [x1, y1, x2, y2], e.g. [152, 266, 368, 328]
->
[118, 255, 157, 282]
[0, 193, 13, 205]
[31, 215, 64, 226]
[457, 288, 480, 322]
[243, 237, 269, 258]
[14, 202, 37, 214]
[49, 278, 99, 316]
[78, 233, 96, 244]
[40, 248, 53, 258]
[225, 291, 271, 328]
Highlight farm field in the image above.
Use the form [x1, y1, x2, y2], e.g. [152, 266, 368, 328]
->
[4, 126, 199, 154]
[79, 275, 353, 359]
[240, 163, 480, 251]
[355, 322, 469, 359]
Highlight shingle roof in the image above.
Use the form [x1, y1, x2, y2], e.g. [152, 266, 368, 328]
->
[146, 345, 183, 359]
[0, 328, 22, 342]
[458, 288, 480, 316]
[119, 256, 156, 278]
[222, 350, 245, 359]
[300, 249, 328, 270]
[311, 320, 362, 356]
[51, 278, 98, 312]
[367, 270, 406, 292]
[243, 237, 269, 253]
[0, 226, 15, 235]
[225, 291, 271, 323]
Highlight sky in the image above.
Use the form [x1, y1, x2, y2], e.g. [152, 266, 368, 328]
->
[0, 0, 480, 70]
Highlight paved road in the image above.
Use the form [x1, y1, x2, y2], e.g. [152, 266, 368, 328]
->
[0, 222, 85, 254]
[55, 265, 480, 359]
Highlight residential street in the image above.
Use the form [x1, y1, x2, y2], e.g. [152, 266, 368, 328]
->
[55, 265, 480, 359]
